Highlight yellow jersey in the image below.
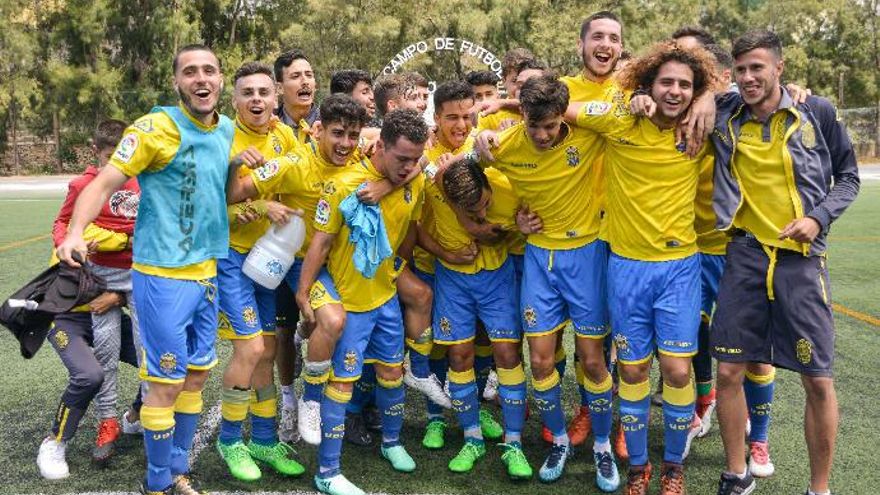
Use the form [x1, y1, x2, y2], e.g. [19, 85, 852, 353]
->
[476, 108, 523, 133]
[732, 115, 805, 253]
[229, 118, 299, 253]
[110, 105, 221, 280]
[695, 154, 728, 255]
[575, 100, 707, 261]
[251, 141, 362, 258]
[315, 159, 425, 312]
[477, 122, 604, 250]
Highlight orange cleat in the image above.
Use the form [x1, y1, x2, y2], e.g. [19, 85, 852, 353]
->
[624, 462, 652, 495]
[93, 418, 121, 463]
[614, 422, 629, 462]
[567, 405, 592, 446]
[659, 462, 686, 495]
[541, 425, 553, 443]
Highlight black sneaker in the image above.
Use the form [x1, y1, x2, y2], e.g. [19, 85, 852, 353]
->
[717, 471, 756, 495]
[363, 405, 382, 432]
[344, 412, 373, 446]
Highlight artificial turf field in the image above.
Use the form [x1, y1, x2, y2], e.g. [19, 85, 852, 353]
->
[0, 181, 877, 495]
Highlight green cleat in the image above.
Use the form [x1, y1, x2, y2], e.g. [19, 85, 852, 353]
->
[381, 444, 416, 473]
[479, 409, 503, 440]
[448, 439, 486, 473]
[217, 440, 261, 481]
[314, 473, 365, 495]
[422, 419, 447, 449]
[248, 440, 305, 477]
[500, 442, 533, 480]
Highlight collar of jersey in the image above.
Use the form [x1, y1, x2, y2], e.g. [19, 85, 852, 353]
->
[178, 104, 220, 131]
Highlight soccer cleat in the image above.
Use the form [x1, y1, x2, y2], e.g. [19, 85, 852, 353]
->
[624, 463, 652, 495]
[422, 419, 447, 449]
[404, 368, 452, 408]
[315, 472, 365, 495]
[541, 425, 553, 443]
[172, 474, 208, 495]
[614, 422, 629, 462]
[448, 439, 486, 473]
[500, 442, 532, 480]
[682, 413, 703, 460]
[217, 440, 262, 481]
[593, 450, 621, 492]
[344, 413, 373, 446]
[93, 417, 121, 463]
[479, 408, 503, 440]
[660, 462, 686, 495]
[279, 403, 301, 443]
[37, 437, 69, 480]
[122, 409, 144, 435]
[538, 442, 572, 483]
[567, 405, 592, 446]
[298, 397, 322, 446]
[696, 388, 716, 438]
[248, 440, 305, 476]
[748, 441, 775, 478]
[139, 481, 173, 495]
[716, 471, 756, 495]
[381, 444, 416, 472]
[483, 370, 499, 401]
[363, 405, 382, 432]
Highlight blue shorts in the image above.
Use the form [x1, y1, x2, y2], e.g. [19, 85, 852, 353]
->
[133, 271, 219, 383]
[283, 257, 304, 292]
[699, 253, 726, 319]
[411, 265, 435, 289]
[433, 258, 521, 345]
[510, 254, 524, 312]
[521, 240, 608, 338]
[329, 284, 405, 381]
[218, 248, 276, 339]
[608, 253, 700, 364]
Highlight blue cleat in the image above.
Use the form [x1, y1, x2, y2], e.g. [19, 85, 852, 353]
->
[538, 442, 572, 483]
[593, 450, 621, 492]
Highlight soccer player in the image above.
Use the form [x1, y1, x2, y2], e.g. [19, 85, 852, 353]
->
[56, 45, 235, 495]
[467, 74, 611, 485]
[465, 70, 500, 103]
[274, 48, 319, 141]
[296, 109, 429, 495]
[331, 69, 377, 120]
[214, 62, 305, 481]
[671, 26, 718, 50]
[570, 41, 720, 495]
[710, 30, 859, 495]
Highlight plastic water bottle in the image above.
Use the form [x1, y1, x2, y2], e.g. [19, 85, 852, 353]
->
[242, 216, 306, 289]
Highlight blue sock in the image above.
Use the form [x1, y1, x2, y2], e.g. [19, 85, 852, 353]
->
[744, 372, 775, 443]
[376, 378, 406, 445]
[249, 389, 278, 445]
[497, 365, 527, 443]
[409, 350, 431, 379]
[620, 380, 651, 466]
[170, 411, 199, 476]
[303, 380, 324, 403]
[585, 375, 613, 444]
[250, 415, 275, 445]
[218, 418, 243, 445]
[426, 356, 447, 418]
[448, 369, 481, 437]
[318, 387, 351, 475]
[533, 371, 566, 438]
[662, 381, 696, 464]
[142, 406, 174, 491]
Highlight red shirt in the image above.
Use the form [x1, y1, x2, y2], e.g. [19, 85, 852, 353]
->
[53, 166, 140, 268]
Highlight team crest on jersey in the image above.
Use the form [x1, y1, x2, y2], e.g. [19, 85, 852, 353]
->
[53, 329, 69, 350]
[614, 334, 630, 356]
[133, 118, 154, 133]
[800, 121, 816, 149]
[159, 352, 177, 374]
[566, 146, 580, 167]
[255, 160, 280, 181]
[523, 306, 537, 328]
[796, 338, 813, 365]
[315, 199, 331, 225]
[108, 190, 139, 219]
[265, 259, 284, 276]
[309, 284, 327, 303]
[583, 101, 611, 116]
[323, 181, 336, 195]
[113, 133, 139, 163]
[439, 317, 452, 336]
[242, 306, 258, 328]
[343, 349, 358, 373]
[403, 183, 413, 203]
[271, 135, 283, 154]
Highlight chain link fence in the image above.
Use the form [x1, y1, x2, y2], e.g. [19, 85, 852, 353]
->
[839, 106, 879, 159]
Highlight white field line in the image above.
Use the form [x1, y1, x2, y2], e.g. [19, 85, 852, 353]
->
[189, 399, 223, 464]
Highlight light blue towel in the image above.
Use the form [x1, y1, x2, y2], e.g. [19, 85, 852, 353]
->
[339, 183, 393, 279]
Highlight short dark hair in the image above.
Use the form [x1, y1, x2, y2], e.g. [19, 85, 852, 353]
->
[433, 81, 474, 114]
[579, 11, 622, 40]
[94, 119, 128, 151]
[172, 44, 219, 74]
[318, 94, 369, 128]
[465, 70, 499, 87]
[671, 26, 717, 47]
[501, 48, 535, 79]
[516, 58, 548, 76]
[442, 159, 491, 211]
[519, 74, 569, 122]
[732, 30, 782, 60]
[374, 74, 413, 116]
[404, 71, 429, 88]
[233, 61, 274, 86]
[330, 69, 373, 96]
[273, 48, 310, 82]
[705, 43, 734, 71]
[380, 109, 429, 147]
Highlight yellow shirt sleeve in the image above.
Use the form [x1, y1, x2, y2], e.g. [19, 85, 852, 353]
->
[251, 150, 310, 196]
[574, 98, 635, 136]
[109, 113, 181, 176]
[83, 223, 128, 252]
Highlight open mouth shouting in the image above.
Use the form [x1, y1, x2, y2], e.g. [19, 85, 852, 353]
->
[297, 87, 313, 103]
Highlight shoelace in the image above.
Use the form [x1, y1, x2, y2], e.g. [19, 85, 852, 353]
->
[459, 441, 482, 460]
[225, 443, 251, 462]
[662, 468, 685, 494]
[500, 443, 526, 462]
[717, 476, 735, 494]
[306, 404, 321, 429]
[546, 443, 568, 468]
[596, 451, 615, 478]
[48, 442, 66, 462]
[271, 441, 297, 458]
[626, 470, 648, 494]
[427, 420, 446, 432]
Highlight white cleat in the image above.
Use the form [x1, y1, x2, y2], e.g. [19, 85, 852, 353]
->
[403, 368, 452, 409]
[697, 400, 716, 438]
[279, 404, 300, 443]
[121, 410, 143, 435]
[748, 441, 775, 478]
[482, 370, 499, 401]
[37, 437, 69, 480]
[682, 414, 702, 460]
[298, 398, 322, 446]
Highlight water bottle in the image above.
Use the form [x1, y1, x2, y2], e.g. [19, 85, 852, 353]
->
[242, 216, 306, 289]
